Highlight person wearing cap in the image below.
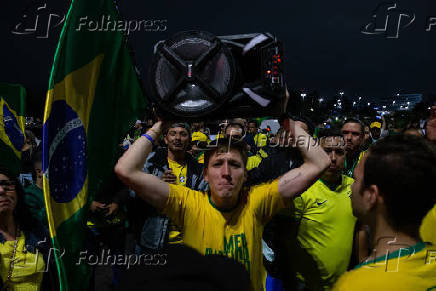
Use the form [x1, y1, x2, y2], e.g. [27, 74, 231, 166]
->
[369, 122, 382, 142]
[191, 130, 209, 164]
[131, 122, 207, 254]
[369, 116, 388, 143]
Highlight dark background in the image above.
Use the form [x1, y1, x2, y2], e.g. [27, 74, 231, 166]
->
[1, 0, 435, 117]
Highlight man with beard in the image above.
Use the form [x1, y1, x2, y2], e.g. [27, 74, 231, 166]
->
[341, 119, 365, 178]
[288, 128, 356, 290]
[132, 122, 207, 253]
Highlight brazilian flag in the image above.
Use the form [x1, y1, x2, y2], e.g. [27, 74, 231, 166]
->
[42, 0, 147, 290]
[0, 83, 26, 176]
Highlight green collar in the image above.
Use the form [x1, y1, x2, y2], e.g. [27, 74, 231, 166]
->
[354, 241, 427, 270]
[208, 192, 240, 213]
[319, 177, 342, 191]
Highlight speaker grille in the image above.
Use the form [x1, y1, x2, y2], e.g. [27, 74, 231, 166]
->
[151, 31, 236, 117]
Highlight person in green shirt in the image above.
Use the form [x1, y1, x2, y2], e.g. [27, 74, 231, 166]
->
[23, 150, 47, 226]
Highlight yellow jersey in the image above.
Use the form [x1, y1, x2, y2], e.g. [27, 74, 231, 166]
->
[167, 158, 187, 186]
[167, 158, 188, 244]
[332, 242, 436, 291]
[293, 176, 357, 289]
[421, 204, 436, 245]
[0, 232, 45, 290]
[163, 180, 285, 291]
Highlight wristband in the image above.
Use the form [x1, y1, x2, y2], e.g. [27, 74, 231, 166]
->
[141, 133, 154, 146]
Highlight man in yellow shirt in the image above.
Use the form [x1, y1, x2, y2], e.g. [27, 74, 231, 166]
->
[289, 128, 356, 290]
[133, 123, 207, 252]
[115, 119, 330, 291]
[249, 120, 268, 149]
[190, 130, 209, 164]
[333, 134, 436, 291]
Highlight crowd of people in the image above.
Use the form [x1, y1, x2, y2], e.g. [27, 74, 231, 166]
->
[1, 103, 436, 290]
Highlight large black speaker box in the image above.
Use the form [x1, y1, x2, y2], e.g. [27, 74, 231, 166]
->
[149, 31, 287, 120]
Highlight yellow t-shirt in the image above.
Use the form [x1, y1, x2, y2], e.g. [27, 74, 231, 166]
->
[167, 158, 188, 186]
[332, 242, 436, 291]
[163, 180, 285, 291]
[167, 158, 188, 244]
[293, 176, 357, 289]
[420, 204, 436, 245]
[0, 232, 45, 291]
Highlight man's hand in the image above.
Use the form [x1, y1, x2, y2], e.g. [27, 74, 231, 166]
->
[427, 106, 436, 143]
[105, 203, 119, 217]
[162, 169, 177, 184]
[90, 201, 106, 212]
[278, 117, 330, 199]
[282, 118, 309, 147]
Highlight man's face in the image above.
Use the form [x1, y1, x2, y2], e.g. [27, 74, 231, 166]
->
[204, 149, 246, 201]
[248, 122, 258, 135]
[341, 122, 363, 153]
[321, 136, 346, 179]
[164, 127, 190, 153]
[370, 127, 381, 139]
[364, 126, 370, 144]
[0, 174, 17, 214]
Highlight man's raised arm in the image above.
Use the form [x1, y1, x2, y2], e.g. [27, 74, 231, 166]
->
[115, 121, 169, 210]
[278, 120, 330, 198]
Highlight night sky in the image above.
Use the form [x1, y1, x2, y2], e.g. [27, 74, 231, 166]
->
[1, 0, 435, 117]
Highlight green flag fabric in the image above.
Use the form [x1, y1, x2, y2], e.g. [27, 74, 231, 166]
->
[42, 0, 147, 290]
[0, 83, 26, 176]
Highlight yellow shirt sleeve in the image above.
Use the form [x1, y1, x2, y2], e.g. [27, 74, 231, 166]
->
[163, 184, 204, 228]
[248, 180, 285, 224]
[420, 204, 436, 244]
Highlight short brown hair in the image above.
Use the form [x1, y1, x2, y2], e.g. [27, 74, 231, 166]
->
[204, 138, 248, 167]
